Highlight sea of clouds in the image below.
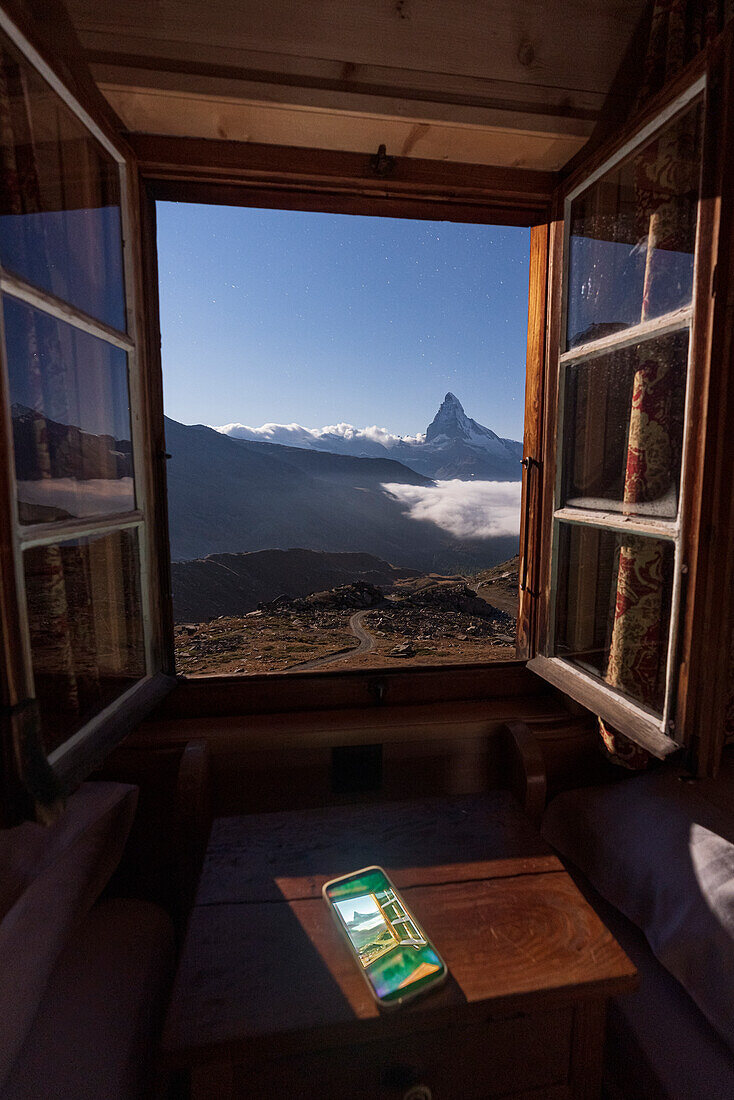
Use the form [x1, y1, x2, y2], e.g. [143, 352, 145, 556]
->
[382, 479, 522, 540]
[17, 477, 135, 515]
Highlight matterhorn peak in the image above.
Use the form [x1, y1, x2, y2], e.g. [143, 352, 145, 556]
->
[426, 392, 473, 444]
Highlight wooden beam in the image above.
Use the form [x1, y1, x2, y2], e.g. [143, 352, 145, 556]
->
[132, 134, 554, 225]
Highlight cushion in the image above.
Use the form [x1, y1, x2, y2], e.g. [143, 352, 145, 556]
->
[569, 865, 734, 1100]
[542, 773, 734, 1056]
[0, 782, 138, 1089]
[1, 898, 175, 1100]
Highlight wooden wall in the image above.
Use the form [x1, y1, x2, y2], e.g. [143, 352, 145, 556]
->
[64, 0, 649, 170]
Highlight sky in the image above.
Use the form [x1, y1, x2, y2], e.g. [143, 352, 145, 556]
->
[156, 203, 530, 441]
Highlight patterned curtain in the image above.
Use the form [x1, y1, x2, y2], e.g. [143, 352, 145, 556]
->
[599, 0, 732, 768]
[0, 50, 99, 807]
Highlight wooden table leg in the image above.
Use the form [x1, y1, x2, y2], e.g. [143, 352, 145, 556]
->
[569, 1000, 607, 1099]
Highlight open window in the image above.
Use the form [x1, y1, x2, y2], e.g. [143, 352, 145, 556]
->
[0, 11, 169, 799]
[526, 57, 731, 762]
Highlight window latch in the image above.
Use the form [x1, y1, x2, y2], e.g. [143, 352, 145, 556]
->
[370, 144, 395, 179]
[520, 456, 540, 595]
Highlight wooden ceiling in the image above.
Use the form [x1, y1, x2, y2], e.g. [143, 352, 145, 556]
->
[64, 0, 649, 171]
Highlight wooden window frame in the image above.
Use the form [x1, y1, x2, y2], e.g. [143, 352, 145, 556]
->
[0, 6, 173, 793]
[132, 136, 554, 716]
[528, 32, 734, 766]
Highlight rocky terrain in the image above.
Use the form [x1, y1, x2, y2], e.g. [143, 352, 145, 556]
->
[174, 557, 519, 675]
[171, 549, 420, 622]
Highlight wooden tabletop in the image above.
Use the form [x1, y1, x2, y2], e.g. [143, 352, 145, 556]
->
[163, 792, 636, 1065]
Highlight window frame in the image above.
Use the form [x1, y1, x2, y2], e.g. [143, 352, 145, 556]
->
[528, 34, 734, 762]
[0, 7, 172, 788]
[134, 138, 554, 713]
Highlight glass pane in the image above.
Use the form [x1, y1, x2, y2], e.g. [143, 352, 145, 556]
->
[554, 523, 674, 714]
[23, 528, 145, 754]
[567, 99, 703, 349]
[561, 330, 688, 518]
[5, 296, 135, 523]
[0, 31, 126, 330]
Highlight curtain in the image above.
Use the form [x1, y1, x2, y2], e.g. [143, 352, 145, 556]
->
[598, 0, 732, 768]
[0, 47, 100, 806]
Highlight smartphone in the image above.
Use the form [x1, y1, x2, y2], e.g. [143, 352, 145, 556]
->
[322, 865, 447, 1009]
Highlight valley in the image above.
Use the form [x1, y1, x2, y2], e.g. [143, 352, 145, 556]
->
[173, 556, 520, 674]
[167, 394, 523, 674]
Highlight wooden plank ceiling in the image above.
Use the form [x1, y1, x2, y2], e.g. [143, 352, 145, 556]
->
[65, 0, 648, 171]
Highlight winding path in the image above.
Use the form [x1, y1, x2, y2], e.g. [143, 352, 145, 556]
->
[286, 609, 376, 671]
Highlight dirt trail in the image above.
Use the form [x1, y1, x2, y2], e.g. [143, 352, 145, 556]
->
[285, 609, 376, 670]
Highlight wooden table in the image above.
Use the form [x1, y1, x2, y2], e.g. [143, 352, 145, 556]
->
[162, 792, 636, 1099]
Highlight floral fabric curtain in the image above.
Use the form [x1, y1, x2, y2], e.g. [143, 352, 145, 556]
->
[598, 0, 731, 768]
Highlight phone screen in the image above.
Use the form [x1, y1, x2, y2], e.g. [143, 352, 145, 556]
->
[324, 867, 446, 1005]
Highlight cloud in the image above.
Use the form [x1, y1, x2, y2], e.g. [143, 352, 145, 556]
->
[213, 420, 424, 453]
[382, 479, 522, 540]
[17, 477, 135, 516]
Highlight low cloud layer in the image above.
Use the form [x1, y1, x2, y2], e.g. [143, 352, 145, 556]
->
[382, 479, 522, 540]
[17, 477, 134, 516]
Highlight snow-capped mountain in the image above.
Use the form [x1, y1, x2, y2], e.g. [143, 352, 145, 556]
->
[215, 393, 522, 481]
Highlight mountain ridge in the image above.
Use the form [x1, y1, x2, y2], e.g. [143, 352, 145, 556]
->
[164, 415, 518, 568]
[214, 393, 522, 481]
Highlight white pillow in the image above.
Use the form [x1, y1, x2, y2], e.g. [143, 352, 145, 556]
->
[542, 772, 734, 1055]
[0, 782, 138, 1089]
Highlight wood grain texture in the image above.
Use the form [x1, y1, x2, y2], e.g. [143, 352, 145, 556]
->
[66, 0, 646, 158]
[195, 792, 560, 905]
[136, 185, 176, 676]
[227, 1011, 573, 1100]
[533, 197, 565, 657]
[108, 90, 586, 172]
[138, 697, 569, 753]
[134, 133, 554, 225]
[145, 661, 554, 721]
[132, 134, 554, 203]
[675, 33, 734, 774]
[163, 873, 635, 1062]
[517, 221, 549, 657]
[503, 720, 547, 824]
[65, 0, 647, 171]
[66, 0, 645, 91]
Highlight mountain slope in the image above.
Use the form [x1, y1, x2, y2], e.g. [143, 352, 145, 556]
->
[171, 548, 420, 621]
[215, 393, 522, 481]
[164, 416, 517, 569]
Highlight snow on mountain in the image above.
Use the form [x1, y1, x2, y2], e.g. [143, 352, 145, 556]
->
[215, 419, 424, 458]
[214, 394, 522, 481]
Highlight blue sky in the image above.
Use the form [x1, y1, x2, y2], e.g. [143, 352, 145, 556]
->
[156, 203, 530, 441]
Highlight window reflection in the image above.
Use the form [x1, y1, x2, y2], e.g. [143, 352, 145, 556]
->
[0, 34, 126, 330]
[567, 100, 703, 348]
[554, 523, 674, 714]
[561, 331, 687, 518]
[5, 296, 135, 523]
[24, 529, 145, 754]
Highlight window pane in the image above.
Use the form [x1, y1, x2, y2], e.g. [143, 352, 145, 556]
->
[5, 296, 135, 523]
[567, 99, 703, 348]
[554, 523, 674, 714]
[561, 330, 688, 518]
[23, 528, 145, 754]
[0, 31, 126, 330]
